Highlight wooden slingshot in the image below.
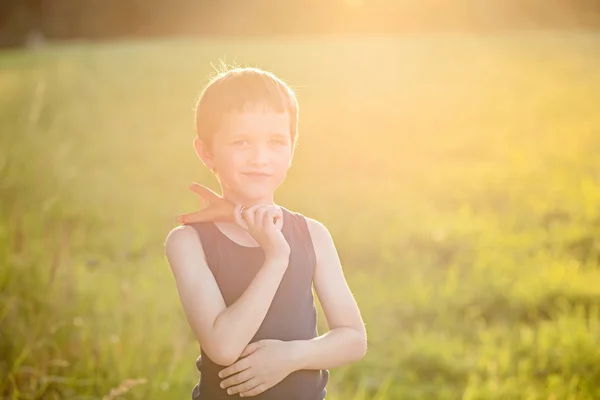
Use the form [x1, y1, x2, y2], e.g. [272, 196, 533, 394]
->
[175, 183, 281, 226]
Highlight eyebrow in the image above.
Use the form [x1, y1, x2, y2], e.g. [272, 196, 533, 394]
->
[226, 130, 290, 142]
[229, 132, 289, 139]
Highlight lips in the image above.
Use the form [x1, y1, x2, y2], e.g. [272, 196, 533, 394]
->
[243, 172, 272, 178]
[243, 173, 272, 182]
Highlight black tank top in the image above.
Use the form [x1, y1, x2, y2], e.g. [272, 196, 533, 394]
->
[188, 207, 329, 400]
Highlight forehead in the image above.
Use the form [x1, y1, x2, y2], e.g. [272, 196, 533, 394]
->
[216, 108, 291, 138]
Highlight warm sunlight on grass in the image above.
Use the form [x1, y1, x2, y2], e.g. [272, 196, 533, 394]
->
[2, 32, 600, 399]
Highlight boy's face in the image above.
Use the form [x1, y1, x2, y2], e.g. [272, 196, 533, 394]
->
[195, 107, 294, 205]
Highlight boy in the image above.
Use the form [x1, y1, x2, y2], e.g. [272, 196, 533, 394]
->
[164, 67, 367, 399]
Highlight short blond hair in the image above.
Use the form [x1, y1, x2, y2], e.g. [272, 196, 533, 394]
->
[195, 67, 299, 151]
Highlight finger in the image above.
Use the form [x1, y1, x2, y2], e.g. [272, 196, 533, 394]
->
[240, 383, 269, 397]
[239, 345, 254, 359]
[274, 210, 283, 230]
[274, 206, 283, 222]
[260, 207, 282, 232]
[265, 207, 282, 228]
[219, 357, 251, 379]
[259, 208, 274, 230]
[188, 183, 222, 204]
[233, 204, 249, 230]
[227, 378, 261, 396]
[240, 204, 264, 229]
[268, 207, 283, 230]
[220, 368, 253, 389]
[237, 204, 258, 230]
[254, 206, 270, 230]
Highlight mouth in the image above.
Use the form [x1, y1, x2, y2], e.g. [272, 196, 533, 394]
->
[243, 173, 272, 178]
[244, 172, 271, 176]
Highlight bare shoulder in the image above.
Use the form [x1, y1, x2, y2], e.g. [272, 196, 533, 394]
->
[302, 216, 337, 257]
[164, 225, 206, 268]
[304, 216, 330, 239]
[282, 208, 338, 256]
[165, 224, 199, 250]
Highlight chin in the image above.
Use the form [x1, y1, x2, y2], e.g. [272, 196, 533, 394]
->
[243, 191, 274, 202]
[239, 187, 276, 202]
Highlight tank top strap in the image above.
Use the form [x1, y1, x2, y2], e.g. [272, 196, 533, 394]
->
[281, 207, 317, 276]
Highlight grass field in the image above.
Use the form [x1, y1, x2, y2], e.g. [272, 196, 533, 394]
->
[2, 32, 600, 399]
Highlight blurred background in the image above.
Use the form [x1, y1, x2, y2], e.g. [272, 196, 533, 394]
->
[2, 1, 600, 399]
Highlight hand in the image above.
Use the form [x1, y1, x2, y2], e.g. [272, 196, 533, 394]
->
[234, 204, 289, 260]
[175, 183, 284, 230]
[218, 340, 297, 397]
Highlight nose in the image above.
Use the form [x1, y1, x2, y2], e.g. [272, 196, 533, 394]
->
[250, 144, 270, 165]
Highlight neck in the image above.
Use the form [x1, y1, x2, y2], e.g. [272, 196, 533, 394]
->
[220, 187, 275, 207]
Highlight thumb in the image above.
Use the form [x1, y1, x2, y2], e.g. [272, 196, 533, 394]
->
[240, 340, 267, 358]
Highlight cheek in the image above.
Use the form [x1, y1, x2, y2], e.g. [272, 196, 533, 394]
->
[276, 150, 292, 168]
[215, 150, 242, 172]
[274, 155, 292, 178]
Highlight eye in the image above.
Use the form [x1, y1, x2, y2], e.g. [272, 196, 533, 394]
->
[233, 140, 249, 146]
[270, 139, 288, 146]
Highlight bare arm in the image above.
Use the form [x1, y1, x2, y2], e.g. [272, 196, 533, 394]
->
[290, 218, 367, 370]
[164, 225, 289, 366]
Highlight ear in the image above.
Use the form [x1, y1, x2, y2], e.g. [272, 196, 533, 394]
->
[193, 137, 215, 170]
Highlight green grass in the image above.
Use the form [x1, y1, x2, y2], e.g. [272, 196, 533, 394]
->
[2, 32, 600, 399]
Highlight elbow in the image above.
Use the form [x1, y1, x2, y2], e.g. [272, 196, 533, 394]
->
[203, 334, 244, 366]
[216, 353, 241, 367]
[202, 317, 244, 366]
[361, 338, 368, 359]
[337, 325, 367, 363]
[358, 339, 368, 361]
[355, 328, 368, 361]
[205, 345, 241, 367]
